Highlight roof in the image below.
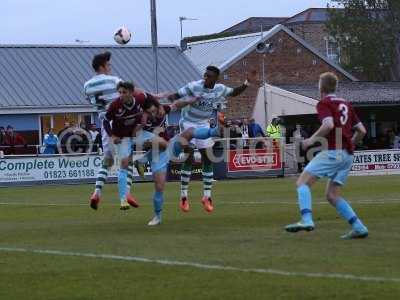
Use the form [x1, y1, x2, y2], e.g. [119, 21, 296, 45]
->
[284, 8, 331, 25]
[182, 17, 287, 44]
[221, 17, 288, 35]
[184, 24, 357, 81]
[185, 31, 263, 74]
[277, 82, 400, 105]
[0, 45, 201, 112]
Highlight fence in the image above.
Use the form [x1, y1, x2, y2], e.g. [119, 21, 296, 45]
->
[1, 138, 399, 187]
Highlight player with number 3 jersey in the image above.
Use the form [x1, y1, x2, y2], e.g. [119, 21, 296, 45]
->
[285, 72, 369, 239]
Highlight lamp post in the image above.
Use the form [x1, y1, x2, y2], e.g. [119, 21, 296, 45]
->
[150, 0, 159, 92]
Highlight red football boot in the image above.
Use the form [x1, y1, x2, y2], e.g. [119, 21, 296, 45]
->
[180, 197, 190, 212]
[90, 192, 100, 210]
[201, 196, 214, 213]
[127, 193, 139, 208]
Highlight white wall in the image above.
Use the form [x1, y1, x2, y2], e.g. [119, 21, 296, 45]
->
[252, 84, 318, 126]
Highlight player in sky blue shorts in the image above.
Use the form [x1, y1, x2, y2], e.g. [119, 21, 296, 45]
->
[285, 72, 368, 239]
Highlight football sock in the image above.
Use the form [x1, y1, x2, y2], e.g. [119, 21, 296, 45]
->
[202, 158, 213, 198]
[153, 191, 164, 218]
[180, 161, 192, 198]
[127, 161, 134, 192]
[297, 184, 313, 224]
[335, 198, 367, 231]
[94, 163, 108, 195]
[168, 137, 183, 158]
[118, 169, 128, 203]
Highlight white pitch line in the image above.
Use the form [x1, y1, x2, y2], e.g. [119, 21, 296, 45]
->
[0, 246, 399, 283]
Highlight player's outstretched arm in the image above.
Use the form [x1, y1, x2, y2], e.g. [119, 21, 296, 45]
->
[167, 92, 182, 101]
[229, 70, 257, 97]
[152, 91, 175, 100]
[170, 97, 199, 111]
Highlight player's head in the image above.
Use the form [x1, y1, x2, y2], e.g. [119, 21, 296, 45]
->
[204, 65, 220, 88]
[92, 51, 112, 74]
[319, 72, 338, 96]
[117, 81, 135, 102]
[143, 97, 161, 118]
[0, 126, 4, 134]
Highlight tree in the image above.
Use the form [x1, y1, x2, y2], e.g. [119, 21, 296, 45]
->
[327, 0, 400, 81]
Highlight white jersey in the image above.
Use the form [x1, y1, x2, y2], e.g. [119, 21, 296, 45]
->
[84, 74, 121, 111]
[178, 80, 233, 124]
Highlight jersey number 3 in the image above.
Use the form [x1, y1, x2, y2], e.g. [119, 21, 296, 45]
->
[339, 103, 349, 125]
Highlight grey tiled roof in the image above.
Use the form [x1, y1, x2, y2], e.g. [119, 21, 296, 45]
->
[221, 17, 288, 34]
[278, 82, 400, 104]
[284, 8, 331, 24]
[0, 45, 201, 110]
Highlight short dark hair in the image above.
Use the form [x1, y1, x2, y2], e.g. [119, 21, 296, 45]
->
[0, 126, 4, 130]
[117, 81, 135, 91]
[142, 97, 160, 111]
[92, 51, 111, 71]
[6, 125, 13, 130]
[206, 65, 220, 76]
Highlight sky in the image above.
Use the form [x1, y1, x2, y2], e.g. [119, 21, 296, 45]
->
[2, 0, 331, 45]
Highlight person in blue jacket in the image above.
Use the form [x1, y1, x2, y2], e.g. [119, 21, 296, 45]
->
[43, 128, 58, 154]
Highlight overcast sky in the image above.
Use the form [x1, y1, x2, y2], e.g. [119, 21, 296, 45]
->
[2, 0, 331, 45]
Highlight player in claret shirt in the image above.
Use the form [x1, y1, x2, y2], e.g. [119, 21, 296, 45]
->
[140, 96, 199, 225]
[104, 81, 167, 210]
[285, 72, 368, 239]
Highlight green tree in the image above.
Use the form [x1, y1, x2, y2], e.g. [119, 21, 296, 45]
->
[327, 0, 400, 81]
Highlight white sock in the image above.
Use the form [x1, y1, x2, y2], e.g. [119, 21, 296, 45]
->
[203, 190, 211, 198]
[181, 190, 188, 198]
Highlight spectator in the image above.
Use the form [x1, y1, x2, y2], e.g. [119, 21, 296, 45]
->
[266, 117, 282, 138]
[387, 129, 396, 148]
[43, 128, 58, 154]
[58, 121, 71, 138]
[240, 119, 249, 148]
[72, 123, 90, 153]
[0, 126, 6, 145]
[229, 121, 243, 149]
[89, 123, 101, 152]
[4, 125, 27, 155]
[393, 130, 400, 149]
[292, 124, 308, 173]
[58, 122, 73, 154]
[292, 124, 308, 141]
[248, 118, 265, 138]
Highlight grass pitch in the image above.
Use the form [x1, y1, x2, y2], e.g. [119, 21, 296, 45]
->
[0, 176, 399, 300]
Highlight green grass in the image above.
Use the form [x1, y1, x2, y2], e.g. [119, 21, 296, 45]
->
[0, 176, 400, 300]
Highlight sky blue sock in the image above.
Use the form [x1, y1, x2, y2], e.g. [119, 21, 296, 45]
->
[297, 184, 313, 224]
[335, 198, 366, 231]
[118, 169, 128, 201]
[153, 191, 164, 218]
[172, 138, 183, 157]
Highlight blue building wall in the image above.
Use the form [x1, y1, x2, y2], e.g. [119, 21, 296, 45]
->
[0, 114, 38, 131]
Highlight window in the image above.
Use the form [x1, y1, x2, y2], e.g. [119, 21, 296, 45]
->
[326, 37, 340, 63]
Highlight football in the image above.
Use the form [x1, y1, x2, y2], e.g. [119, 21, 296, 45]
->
[114, 26, 131, 45]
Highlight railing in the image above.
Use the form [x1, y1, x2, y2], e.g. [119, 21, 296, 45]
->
[0, 144, 103, 158]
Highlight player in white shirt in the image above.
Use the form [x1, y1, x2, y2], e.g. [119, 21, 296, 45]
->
[168, 65, 256, 213]
[84, 51, 138, 210]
